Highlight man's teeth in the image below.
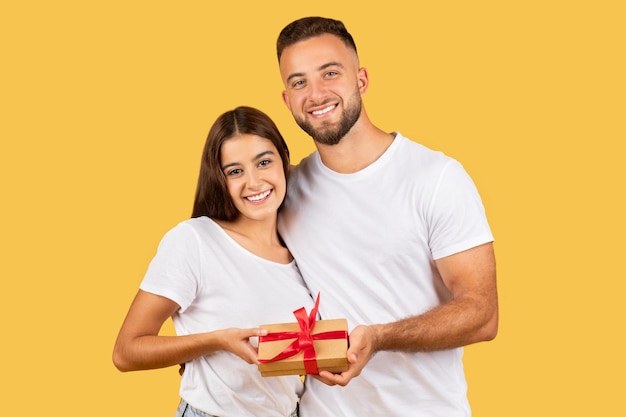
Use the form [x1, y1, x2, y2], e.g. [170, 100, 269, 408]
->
[311, 105, 335, 115]
[246, 190, 271, 202]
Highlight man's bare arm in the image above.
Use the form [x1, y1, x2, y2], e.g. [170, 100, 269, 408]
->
[316, 242, 498, 386]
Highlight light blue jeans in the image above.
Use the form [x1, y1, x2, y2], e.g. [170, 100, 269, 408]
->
[174, 399, 298, 417]
[175, 399, 213, 417]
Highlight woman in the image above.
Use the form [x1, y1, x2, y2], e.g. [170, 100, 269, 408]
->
[113, 106, 314, 417]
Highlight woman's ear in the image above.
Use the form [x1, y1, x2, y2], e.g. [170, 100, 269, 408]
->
[285, 154, 291, 180]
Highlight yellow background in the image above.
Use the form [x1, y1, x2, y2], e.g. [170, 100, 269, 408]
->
[1, 1, 624, 415]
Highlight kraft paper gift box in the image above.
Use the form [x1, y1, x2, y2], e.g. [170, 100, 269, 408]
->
[257, 294, 349, 377]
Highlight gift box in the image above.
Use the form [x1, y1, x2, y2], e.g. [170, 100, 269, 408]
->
[257, 294, 349, 377]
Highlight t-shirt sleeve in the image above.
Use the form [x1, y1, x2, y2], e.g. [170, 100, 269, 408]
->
[428, 159, 494, 260]
[139, 222, 201, 312]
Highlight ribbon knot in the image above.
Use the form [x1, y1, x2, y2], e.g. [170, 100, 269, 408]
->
[297, 331, 314, 352]
[258, 293, 347, 375]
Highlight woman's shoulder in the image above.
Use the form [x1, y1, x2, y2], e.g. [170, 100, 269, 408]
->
[159, 216, 215, 244]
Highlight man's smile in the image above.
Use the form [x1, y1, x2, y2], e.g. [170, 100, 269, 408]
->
[310, 104, 337, 117]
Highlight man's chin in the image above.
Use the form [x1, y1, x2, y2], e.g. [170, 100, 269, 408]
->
[312, 134, 343, 146]
[295, 119, 344, 145]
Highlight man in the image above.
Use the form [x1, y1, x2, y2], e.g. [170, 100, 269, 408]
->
[276, 17, 498, 416]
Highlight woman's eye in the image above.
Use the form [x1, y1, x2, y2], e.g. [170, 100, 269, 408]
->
[227, 168, 242, 176]
[259, 159, 272, 167]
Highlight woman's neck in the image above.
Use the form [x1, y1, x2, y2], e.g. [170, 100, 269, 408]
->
[214, 217, 292, 264]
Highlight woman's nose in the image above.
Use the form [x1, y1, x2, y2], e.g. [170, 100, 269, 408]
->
[246, 170, 262, 188]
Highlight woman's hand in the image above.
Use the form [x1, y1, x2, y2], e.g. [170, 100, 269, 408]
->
[213, 327, 268, 364]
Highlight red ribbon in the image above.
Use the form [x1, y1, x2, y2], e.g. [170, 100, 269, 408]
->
[258, 293, 347, 374]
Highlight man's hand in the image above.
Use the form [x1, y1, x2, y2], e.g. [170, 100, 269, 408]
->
[313, 325, 378, 386]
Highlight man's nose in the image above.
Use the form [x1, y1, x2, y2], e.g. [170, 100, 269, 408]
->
[308, 79, 327, 102]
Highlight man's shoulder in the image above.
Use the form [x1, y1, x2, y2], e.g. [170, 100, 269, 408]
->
[290, 151, 319, 177]
[392, 133, 455, 171]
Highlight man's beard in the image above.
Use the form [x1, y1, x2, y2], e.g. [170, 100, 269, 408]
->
[294, 90, 362, 146]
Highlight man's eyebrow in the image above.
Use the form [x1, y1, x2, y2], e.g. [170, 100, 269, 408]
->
[320, 62, 344, 71]
[286, 62, 345, 84]
[286, 72, 305, 84]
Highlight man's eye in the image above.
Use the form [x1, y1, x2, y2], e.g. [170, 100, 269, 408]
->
[293, 80, 305, 88]
[325, 71, 338, 77]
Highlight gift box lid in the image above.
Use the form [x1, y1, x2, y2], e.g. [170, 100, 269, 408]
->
[258, 318, 349, 375]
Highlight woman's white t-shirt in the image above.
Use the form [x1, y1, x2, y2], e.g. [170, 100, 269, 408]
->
[140, 216, 314, 417]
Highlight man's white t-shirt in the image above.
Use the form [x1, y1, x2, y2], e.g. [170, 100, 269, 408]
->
[278, 133, 494, 417]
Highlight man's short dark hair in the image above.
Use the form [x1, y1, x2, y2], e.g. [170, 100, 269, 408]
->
[277, 16, 358, 62]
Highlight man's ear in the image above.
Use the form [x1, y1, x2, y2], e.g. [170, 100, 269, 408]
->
[281, 90, 291, 109]
[357, 67, 369, 95]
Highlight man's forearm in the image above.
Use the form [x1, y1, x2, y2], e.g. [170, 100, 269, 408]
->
[370, 296, 498, 353]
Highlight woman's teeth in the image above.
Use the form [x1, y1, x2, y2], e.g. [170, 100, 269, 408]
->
[246, 190, 271, 202]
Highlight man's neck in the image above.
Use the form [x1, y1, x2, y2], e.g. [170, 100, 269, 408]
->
[316, 122, 395, 174]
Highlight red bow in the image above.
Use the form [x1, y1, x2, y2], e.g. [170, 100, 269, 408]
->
[258, 293, 347, 374]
